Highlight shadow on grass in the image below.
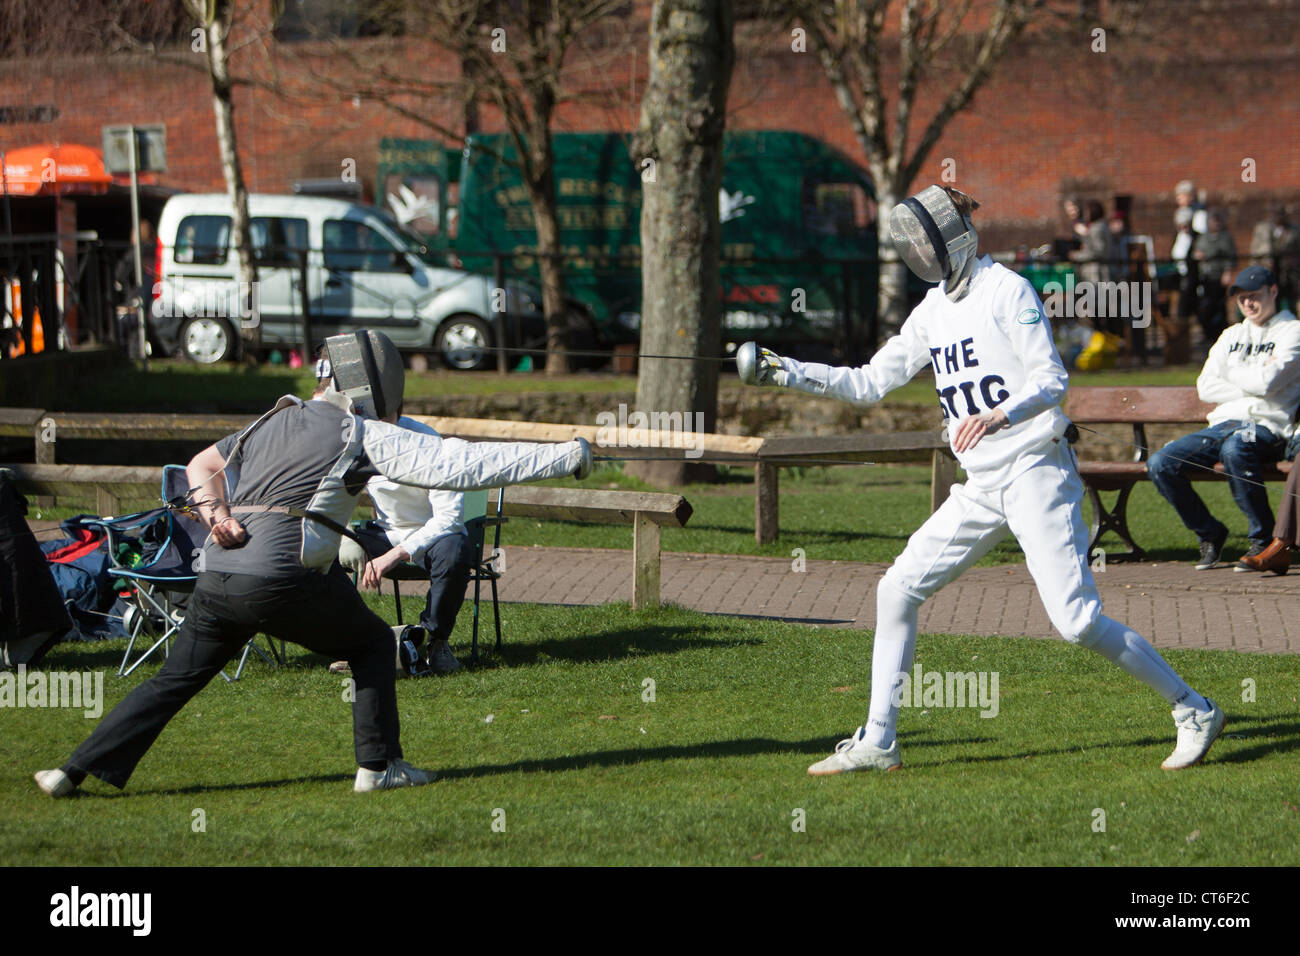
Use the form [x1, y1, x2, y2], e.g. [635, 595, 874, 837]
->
[436, 732, 997, 782]
[477, 623, 764, 668]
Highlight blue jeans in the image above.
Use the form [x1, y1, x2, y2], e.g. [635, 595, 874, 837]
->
[1147, 421, 1285, 545]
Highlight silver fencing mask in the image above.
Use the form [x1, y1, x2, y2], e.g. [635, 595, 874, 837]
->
[889, 185, 979, 302]
[324, 330, 405, 420]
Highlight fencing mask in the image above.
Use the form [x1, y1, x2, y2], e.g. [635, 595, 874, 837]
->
[324, 330, 405, 420]
[889, 185, 979, 302]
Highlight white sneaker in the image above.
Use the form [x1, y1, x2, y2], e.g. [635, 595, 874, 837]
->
[1162, 698, 1225, 770]
[34, 769, 76, 798]
[353, 759, 437, 792]
[807, 727, 902, 776]
[427, 639, 461, 674]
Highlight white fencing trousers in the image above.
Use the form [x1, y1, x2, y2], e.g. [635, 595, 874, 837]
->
[862, 442, 1199, 748]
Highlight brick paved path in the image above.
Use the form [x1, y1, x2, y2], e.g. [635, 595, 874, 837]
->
[483, 546, 1299, 655]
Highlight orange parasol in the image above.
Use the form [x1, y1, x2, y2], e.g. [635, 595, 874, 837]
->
[2, 142, 113, 196]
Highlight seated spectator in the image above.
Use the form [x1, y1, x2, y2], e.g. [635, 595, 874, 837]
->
[311, 362, 472, 675]
[1147, 266, 1300, 569]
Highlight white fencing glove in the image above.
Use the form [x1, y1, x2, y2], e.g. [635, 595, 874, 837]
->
[736, 341, 793, 388]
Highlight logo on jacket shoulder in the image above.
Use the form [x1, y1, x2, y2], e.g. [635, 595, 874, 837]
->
[1016, 308, 1043, 325]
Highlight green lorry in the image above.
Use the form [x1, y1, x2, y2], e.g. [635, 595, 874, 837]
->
[377, 130, 879, 369]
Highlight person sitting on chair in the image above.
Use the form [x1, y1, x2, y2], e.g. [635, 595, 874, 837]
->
[314, 362, 474, 674]
[344, 423, 474, 674]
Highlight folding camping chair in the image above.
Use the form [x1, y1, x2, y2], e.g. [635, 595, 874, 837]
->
[353, 487, 506, 662]
[84, 465, 283, 680]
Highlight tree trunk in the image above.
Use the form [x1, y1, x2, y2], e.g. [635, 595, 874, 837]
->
[203, 4, 258, 354]
[874, 183, 909, 338]
[626, 0, 734, 488]
[522, 106, 570, 375]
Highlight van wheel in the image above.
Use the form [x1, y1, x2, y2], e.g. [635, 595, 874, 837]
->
[181, 317, 235, 364]
[435, 314, 493, 371]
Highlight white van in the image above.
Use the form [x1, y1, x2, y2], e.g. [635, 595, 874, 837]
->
[151, 193, 543, 366]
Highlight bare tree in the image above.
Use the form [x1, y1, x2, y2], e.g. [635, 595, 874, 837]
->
[782, 0, 1046, 335]
[274, 0, 629, 374]
[182, 0, 260, 354]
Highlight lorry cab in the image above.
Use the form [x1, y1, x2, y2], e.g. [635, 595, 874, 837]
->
[152, 193, 542, 365]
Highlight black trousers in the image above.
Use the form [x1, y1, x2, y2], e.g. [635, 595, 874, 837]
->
[67, 563, 401, 789]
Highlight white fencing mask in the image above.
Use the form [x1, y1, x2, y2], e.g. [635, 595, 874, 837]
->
[324, 330, 405, 420]
[889, 185, 979, 302]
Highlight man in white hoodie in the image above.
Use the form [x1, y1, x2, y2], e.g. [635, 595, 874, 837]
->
[1147, 266, 1300, 570]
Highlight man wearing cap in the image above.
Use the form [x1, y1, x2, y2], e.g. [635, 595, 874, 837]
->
[1147, 266, 1300, 570]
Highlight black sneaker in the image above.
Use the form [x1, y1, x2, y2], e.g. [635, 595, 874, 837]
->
[1234, 541, 1267, 572]
[1194, 530, 1227, 570]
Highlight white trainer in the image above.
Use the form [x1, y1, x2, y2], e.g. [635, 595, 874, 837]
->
[808, 727, 902, 776]
[1162, 698, 1225, 770]
[353, 759, 437, 792]
[426, 639, 462, 674]
[34, 769, 76, 798]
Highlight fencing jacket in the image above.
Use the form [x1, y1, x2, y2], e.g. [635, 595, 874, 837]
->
[1197, 309, 1300, 438]
[205, 393, 584, 576]
[779, 256, 1071, 491]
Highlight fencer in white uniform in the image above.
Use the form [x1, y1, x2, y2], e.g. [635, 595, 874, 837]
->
[738, 185, 1224, 774]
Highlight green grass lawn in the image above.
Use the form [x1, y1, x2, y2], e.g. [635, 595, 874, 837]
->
[3, 599, 1296, 866]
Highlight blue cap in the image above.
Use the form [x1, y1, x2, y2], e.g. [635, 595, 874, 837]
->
[1229, 265, 1278, 296]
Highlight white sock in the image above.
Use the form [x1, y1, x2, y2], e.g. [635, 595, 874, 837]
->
[864, 578, 921, 748]
[1083, 616, 1209, 711]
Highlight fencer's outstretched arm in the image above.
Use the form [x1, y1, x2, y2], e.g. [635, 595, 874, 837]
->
[737, 327, 929, 406]
[361, 419, 591, 490]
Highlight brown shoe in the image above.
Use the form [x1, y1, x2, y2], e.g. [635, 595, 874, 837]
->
[1236, 538, 1290, 575]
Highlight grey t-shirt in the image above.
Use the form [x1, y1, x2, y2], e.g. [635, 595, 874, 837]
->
[204, 399, 358, 577]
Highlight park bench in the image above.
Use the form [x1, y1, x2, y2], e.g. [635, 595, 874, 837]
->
[2, 463, 691, 609]
[1063, 386, 1292, 561]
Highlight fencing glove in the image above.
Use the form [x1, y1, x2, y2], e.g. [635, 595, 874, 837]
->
[736, 342, 793, 388]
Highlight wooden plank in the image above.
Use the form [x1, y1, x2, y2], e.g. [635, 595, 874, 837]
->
[46, 412, 250, 441]
[492, 486, 692, 527]
[1064, 386, 1214, 424]
[632, 513, 661, 609]
[760, 429, 947, 459]
[931, 449, 957, 511]
[1, 463, 163, 499]
[755, 462, 779, 544]
[96, 485, 120, 516]
[411, 414, 766, 457]
[0, 407, 45, 434]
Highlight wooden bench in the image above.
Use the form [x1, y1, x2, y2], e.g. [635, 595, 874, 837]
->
[1, 463, 692, 610]
[1063, 386, 1292, 561]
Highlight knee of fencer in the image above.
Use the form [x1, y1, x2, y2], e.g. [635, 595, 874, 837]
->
[1070, 612, 1107, 648]
[878, 573, 925, 611]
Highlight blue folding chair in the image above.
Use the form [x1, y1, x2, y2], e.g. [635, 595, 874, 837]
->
[78, 466, 282, 679]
